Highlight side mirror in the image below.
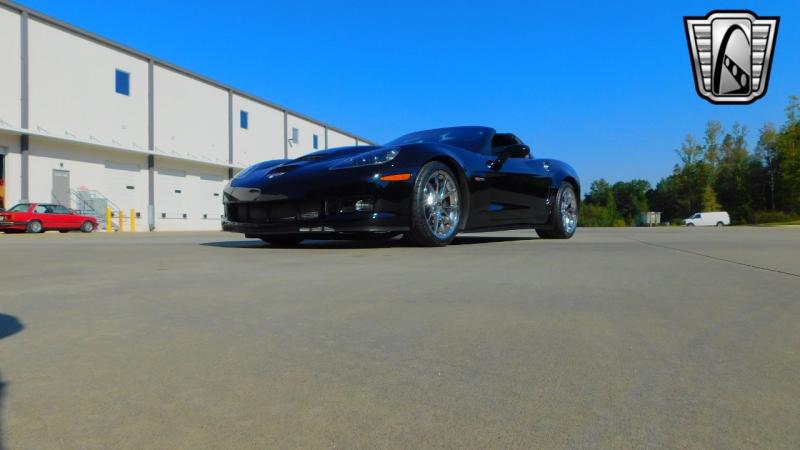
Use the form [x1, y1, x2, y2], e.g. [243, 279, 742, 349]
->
[494, 144, 530, 159]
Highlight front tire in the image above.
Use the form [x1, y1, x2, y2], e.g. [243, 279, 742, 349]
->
[716, 221, 724, 227]
[536, 183, 578, 239]
[26, 220, 43, 233]
[80, 221, 94, 233]
[405, 162, 462, 246]
[260, 236, 303, 247]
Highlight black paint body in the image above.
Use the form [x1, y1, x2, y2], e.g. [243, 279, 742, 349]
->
[222, 127, 579, 240]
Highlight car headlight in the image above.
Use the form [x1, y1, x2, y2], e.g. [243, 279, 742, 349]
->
[330, 148, 400, 170]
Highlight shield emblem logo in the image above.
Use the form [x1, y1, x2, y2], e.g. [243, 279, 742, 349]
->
[684, 10, 779, 104]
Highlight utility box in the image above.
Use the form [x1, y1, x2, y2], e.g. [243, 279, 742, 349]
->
[638, 211, 662, 227]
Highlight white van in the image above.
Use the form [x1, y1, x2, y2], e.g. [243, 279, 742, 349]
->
[684, 211, 731, 227]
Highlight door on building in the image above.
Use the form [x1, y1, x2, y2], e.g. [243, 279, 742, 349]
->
[52, 170, 71, 208]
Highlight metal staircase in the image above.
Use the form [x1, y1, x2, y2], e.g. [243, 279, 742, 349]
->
[66, 189, 122, 231]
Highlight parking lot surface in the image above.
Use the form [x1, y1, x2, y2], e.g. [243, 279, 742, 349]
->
[1, 227, 799, 449]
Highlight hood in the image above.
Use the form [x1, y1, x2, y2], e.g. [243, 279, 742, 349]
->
[279, 145, 381, 168]
[231, 145, 383, 186]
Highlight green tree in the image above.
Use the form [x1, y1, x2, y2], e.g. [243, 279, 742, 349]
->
[715, 124, 755, 223]
[755, 123, 780, 210]
[647, 174, 681, 222]
[777, 120, 800, 212]
[785, 95, 800, 125]
[611, 179, 650, 224]
[703, 120, 723, 170]
[676, 133, 703, 165]
[580, 179, 622, 226]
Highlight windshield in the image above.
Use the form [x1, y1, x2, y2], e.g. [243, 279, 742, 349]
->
[386, 126, 493, 153]
[7, 203, 31, 212]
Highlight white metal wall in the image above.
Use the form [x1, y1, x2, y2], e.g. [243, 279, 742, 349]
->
[286, 114, 326, 158]
[153, 66, 228, 164]
[0, 6, 21, 129]
[327, 129, 358, 149]
[28, 19, 149, 149]
[232, 94, 284, 167]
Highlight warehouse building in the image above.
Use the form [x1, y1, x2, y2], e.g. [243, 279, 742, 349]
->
[0, 1, 373, 230]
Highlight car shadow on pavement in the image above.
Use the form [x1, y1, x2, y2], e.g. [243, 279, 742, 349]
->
[201, 235, 537, 249]
[0, 314, 24, 450]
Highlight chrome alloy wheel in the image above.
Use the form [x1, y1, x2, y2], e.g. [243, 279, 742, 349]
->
[560, 185, 578, 235]
[423, 170, 460, 239]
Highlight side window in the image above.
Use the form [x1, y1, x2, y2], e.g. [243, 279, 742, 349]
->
[313, 134, 319, 149]
[489, 133, 522, 155]
[240, 110, 248, 129]
[9, 204, 31, 212]
[33, 205, 48, 214]
[52, 205, 70, 214]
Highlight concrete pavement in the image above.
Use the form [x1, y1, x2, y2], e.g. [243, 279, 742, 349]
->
[0, 227, 799, 449]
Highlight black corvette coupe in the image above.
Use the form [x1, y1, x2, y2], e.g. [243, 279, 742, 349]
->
[223, 126, 579, 246]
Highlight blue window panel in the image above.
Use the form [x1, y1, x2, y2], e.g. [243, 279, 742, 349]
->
[313, 134, 319, 149]
[240, 110, 248, 129]
[115, 69, 130, 96]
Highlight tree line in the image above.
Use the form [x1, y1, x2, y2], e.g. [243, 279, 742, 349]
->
[581, 96, 800, 226]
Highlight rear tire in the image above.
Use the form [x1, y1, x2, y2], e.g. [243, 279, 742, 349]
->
[80, 221, 94, 233]
[537, 182, 578, 239]
[405, 162, 462, 246]
[26, 220, 43, 233]
[687, 223, 695, 227]
[716, 221, 724, 227]
[260, 237, 303, 247]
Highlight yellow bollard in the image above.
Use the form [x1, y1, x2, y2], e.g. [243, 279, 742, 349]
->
[106, 208, 112, 233]
[119, 210, 124, 233]
[130, 209, 135, 233]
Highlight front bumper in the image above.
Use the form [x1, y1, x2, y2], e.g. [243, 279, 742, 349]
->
[222, 169, 414, 237]
[222, 211, 408, 237]
[0, 221, 27, 230]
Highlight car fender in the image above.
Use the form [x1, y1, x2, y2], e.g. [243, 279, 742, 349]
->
[390, 143, 478, 229]
[535, 158, 581, 214]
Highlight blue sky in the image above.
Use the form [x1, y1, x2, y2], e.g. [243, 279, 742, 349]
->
[20, 0, 799, 188]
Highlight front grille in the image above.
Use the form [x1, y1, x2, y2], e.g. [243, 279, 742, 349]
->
[226, 200, 323, 224]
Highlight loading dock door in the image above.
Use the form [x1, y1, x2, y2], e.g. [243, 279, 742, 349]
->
[199, 173, 224, 219]
[104, 161, 140, 212]
[52, 170, 71, 208]
[157, 168, 185, 218]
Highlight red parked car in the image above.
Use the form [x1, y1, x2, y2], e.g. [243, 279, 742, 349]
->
[0, 203, 97, 233]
